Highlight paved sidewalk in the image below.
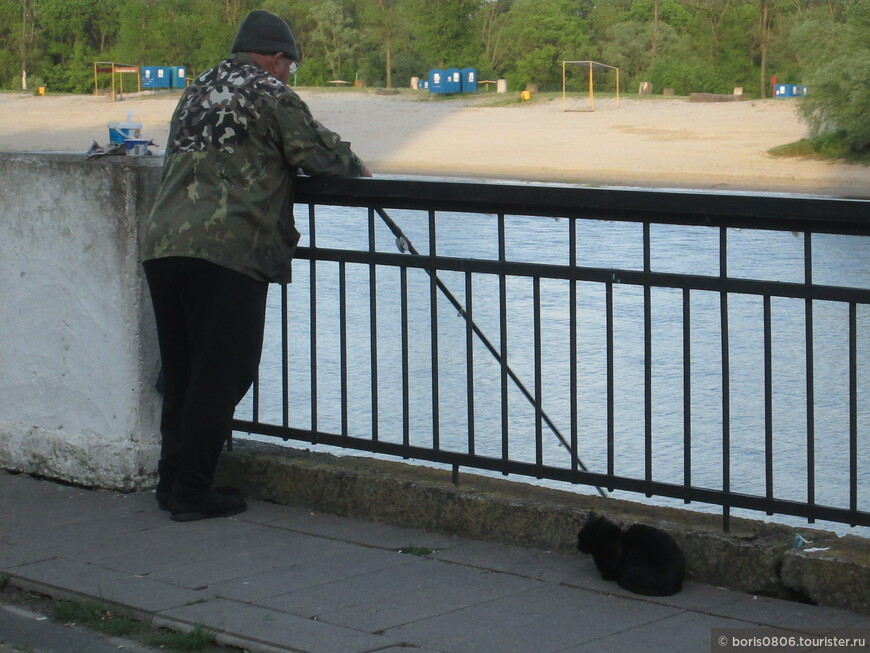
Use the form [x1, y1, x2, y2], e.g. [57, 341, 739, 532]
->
[1, 472, 867, 653]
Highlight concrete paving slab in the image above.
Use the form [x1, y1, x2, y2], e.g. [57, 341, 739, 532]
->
[373, 648, 446, 653]
[269, 510, 462, 551]
[0, 473, 65, 500]
[1, 490, 132, 540]
[561, 608, 756, 653]
[156, 597, 400, 653]
[37, 521, 204, 565]
[208, 546, 416, 603]
[7, 558, 212, 614]
[316, 566, 543, 632]
[146, 536, 367, 589]
[1, 505, 169, 550]
[259, 556, 479, 617]
[90, 519, 274, 577]
[712, 594, 866, 630]
[435, 538, 586, 581]
[0, 542, 55, 570]
[232, 499, 311, 525]
[383, 583, 679, 653]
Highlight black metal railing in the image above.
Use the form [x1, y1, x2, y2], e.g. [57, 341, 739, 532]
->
[233, 177, 870, 531]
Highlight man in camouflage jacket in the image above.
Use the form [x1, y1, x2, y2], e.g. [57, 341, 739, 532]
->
[142, 9, 369, 521]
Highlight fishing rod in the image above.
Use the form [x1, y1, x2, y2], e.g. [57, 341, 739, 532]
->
[374, 207, 607, 498]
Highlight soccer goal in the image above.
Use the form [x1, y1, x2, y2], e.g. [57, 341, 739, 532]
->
[562, 61, 620, 112]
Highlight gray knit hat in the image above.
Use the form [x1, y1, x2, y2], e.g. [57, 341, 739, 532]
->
[231, 9, 299, 61]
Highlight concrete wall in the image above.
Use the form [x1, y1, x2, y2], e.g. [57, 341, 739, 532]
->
[0, 153, 163, 490]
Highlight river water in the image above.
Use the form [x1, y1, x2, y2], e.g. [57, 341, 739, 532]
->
[237, 204, 870, 537]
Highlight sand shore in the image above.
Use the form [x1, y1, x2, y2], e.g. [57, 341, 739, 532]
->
[1, 89, 867, 198]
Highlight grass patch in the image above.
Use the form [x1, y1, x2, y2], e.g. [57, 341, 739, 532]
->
[143, 624, 219, 651]
[399, 545, 435, 557]
[52, 598, 143, 638]
[50, 597, 224, 651]
[770, 133, 870, 164]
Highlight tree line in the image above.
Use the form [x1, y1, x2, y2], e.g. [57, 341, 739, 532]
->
[1, 0, 867, 149]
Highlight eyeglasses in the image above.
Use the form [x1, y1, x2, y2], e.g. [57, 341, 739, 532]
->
[285, 57, 299, 76]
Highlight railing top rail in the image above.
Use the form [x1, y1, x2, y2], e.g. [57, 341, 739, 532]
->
[296, 176, 870, 236]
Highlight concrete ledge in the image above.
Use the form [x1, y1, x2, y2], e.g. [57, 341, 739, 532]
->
[0, 153, 162, 489]
[216, 439, 870, 615]
[0, 423, 154, 491]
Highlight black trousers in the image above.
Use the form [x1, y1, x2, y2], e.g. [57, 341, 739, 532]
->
[144, 257, 268, 494]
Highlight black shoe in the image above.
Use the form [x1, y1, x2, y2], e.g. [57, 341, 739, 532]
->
[156, 485, 241, 511]
[166, 488, 247, 521]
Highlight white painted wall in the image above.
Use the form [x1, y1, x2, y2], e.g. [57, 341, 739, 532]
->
[0, 153, 162, 490]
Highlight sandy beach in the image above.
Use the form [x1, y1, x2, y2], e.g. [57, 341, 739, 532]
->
[1, 89, 868, 198]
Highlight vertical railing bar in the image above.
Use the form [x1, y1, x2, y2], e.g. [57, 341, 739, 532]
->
[805, 231, 816, 523]
[251, 368, 259, 425]
[339, 259, 348, 437]
[569, 218, 579, 475]
[465, 271, 476, 456]
[309, 204, 318, 436]
[764, 295, 774, 513]
[368, 208, 379, 442]
[682, 288, 691, 502]
[606, 281, 615, 490]
[401, 265, 410, 450]
[720, 226, 731, 532]
[534, 276, 543, 471]
[281, 283, 289, 428]
[429, 209, 440, 450]
[644, 222, 653, 495]
[850, 301, 858, 525]
[499, 212, 509, 469]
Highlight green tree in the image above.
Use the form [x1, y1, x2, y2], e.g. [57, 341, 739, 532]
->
[0, 0, 25, 88]
[600, 20, 680, 89]
[502, 0, 592, 90]
[36, 0, 122, 92]
[411, 0, 485, 68]
[796, 1, 870, 151]
[358, 0, 413, 87]
[479, 0, 512, 76]
[307, 0, 361, 81]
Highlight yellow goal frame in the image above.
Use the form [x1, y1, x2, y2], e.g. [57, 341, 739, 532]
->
[562, 61, 620, 112]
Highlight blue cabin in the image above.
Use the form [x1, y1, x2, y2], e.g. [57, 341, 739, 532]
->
[461, 68, 478, 93]
[428, 69, 444, 94]
[142, 66, 170, 89]
[444, 68, 462, 94]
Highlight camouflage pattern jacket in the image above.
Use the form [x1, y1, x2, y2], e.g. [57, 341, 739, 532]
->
[142, 53, 366, 283]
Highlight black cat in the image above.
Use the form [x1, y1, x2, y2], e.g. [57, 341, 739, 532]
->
[576, 514, 685, 596]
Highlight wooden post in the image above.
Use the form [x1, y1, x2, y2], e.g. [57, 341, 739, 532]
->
[589, 61, 594, 111]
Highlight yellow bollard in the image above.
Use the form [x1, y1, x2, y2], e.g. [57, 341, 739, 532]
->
[520, 90, 531, 101]
[37, 86, 46, 96]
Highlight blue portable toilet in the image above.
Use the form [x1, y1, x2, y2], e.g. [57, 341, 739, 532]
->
[461, 68, 478, 93]
[170, 66, 187, 89]
[775, 83, 807, 98]
[141, 66, 158, 89]
[428, 69, 443, 94]
[155, 66, 171, 88]
[444, 68, 461, 94]
[142, 66, 171, 89]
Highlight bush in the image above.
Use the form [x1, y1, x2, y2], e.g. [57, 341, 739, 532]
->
[799, 52, 870, 152]
[794, 4, 870, 153]
[646, 55, 727, 95]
